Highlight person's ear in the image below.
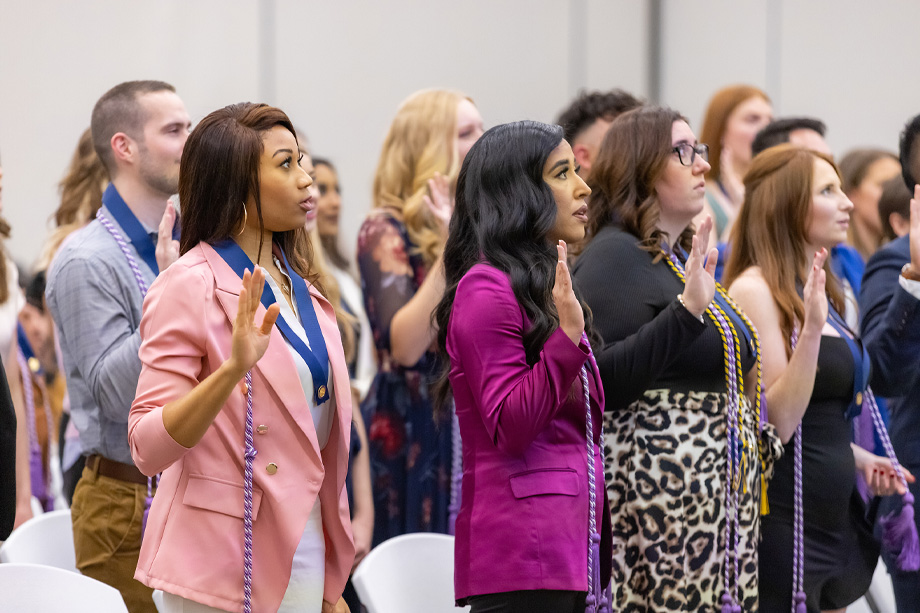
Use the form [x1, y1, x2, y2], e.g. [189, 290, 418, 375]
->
[110, 132, 136, 166]
[572, 143, 592, 173]
[890, 212, 911, 238]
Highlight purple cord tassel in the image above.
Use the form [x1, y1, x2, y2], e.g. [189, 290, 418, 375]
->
[862, 391, 920, 571]
[793, 591, 807, 613]
[880, 492, 920, 571]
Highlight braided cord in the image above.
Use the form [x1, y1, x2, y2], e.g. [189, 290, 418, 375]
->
[662, 251, 750, 610]
[96, 211, 160, 534]
[788, 328, 806, 612]
[449, 401, 462, 535]
[243, 371, 256, 613]
[864, 390, 910, 488]
[581, 341, 610, 613]
[16, 348, 40, 454]
[96, 210, 150, 296]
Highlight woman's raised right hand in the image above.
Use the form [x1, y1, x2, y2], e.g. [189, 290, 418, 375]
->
[227, 267, 280, 376]
[553, 240, 584, 344]
[802, 248, 828, 334]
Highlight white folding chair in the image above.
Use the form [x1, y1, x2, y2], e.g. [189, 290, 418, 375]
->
[0, 562, 128, 612]
[0, 509, 77, 572]
[352, 533, 469, 613]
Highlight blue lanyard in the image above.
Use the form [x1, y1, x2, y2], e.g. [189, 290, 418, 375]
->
[101, 184, 180, 275]
[17, 323, 41, 376]
[211, 239, 330, 405]
[825, 305, 870, 420]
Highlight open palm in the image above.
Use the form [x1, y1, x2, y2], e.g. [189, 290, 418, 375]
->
[229, 267, 280, 374]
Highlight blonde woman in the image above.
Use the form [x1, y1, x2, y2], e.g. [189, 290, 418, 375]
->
[357, 88, 483, 543]
[40, 128, 109, 269]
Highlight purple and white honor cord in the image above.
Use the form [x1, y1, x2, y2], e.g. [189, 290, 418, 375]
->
[96, 209, 158, 529]
[711, 307, 742, 613]
[448, 401, 462, 535]
[17, 346, 54, 510]
[97, 209, 150, 296]
[581, 342, 611, 613]
[243, 371, 257, 613]
[667, 251, 743, 611]
[789, 328, 807, 613]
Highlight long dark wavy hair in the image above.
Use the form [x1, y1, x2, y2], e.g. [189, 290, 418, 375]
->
[178, 102, 320, 289]
[433, 120, 595, 412]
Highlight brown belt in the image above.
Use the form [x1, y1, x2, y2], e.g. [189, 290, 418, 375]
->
[85, 454, 148, 486]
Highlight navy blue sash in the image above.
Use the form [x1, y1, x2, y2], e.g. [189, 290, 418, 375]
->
[211, 239, 330, 404]
[826, 305, 870, 420]
[17, 323, 41, 376]
[102, 184, 180, 275]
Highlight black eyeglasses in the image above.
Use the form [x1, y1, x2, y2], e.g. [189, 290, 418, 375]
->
[672, 143, 709, 166]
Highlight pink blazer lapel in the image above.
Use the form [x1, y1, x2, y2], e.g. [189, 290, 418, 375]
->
[200, 243, 351, 468]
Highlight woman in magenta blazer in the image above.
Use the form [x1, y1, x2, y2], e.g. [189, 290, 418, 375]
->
[430, 120, 606, 612]
[128, 103, 353, 613]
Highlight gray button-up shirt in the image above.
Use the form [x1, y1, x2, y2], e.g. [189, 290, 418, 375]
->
[46, 204, 156, 465]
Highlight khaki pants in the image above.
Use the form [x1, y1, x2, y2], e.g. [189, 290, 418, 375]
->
[71, 466, 156, 613]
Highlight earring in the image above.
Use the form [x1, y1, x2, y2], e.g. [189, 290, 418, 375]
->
[237, 202, 248, 236]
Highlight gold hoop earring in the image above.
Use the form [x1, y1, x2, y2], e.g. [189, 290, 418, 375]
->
[237, 202, 248, 236]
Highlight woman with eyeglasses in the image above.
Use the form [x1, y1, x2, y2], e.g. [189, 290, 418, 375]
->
[573, 106, 782, 611]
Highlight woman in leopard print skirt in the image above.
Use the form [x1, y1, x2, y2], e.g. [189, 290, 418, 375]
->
[573, 106, 782, 612]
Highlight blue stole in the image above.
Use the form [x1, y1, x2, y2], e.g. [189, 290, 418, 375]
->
[102, 184, 180, 275]
[17, 323, 41, 376]
[825, 304, 870, 420]
[211, 239, 330, 404]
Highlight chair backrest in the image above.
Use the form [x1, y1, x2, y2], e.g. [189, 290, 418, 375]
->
[0, 509, 77, 572]
[352, 533, 468, 613]
[0, 563, 128, 612]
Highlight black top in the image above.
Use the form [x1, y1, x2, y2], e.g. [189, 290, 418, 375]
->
[767, 335, 858, 531]
[573, 225, 756, 410]
[0, 354, 17, 540]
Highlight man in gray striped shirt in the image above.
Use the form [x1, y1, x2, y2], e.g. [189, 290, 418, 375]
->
[45, 80, 189, 613]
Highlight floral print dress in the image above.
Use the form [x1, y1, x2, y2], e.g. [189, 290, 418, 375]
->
[357, 210, 453, 545]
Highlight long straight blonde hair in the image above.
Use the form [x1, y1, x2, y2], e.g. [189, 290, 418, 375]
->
[372, 89, 469, 267]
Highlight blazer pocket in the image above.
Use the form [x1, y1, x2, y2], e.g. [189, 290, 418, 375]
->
[509, 468, 580, 499]
[183, 473, 263, 520]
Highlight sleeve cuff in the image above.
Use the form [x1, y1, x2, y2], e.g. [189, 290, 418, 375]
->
[898, 274, 920, 300]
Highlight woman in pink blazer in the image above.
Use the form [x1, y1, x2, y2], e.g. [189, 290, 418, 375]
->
[129, 103, 353, 613]
[431, 120, 607, 612]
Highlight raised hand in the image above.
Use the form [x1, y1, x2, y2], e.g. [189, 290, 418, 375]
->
[719, 146, 745, 207]
[908, 185, 920, 271]
[155, 198, 181, 272]
[227, 268, 280, 376]
[553, 240, 584, 344]
[802, 248, 828, 334]
[681, 216, 719, 318]
[422, 172, 453, 238]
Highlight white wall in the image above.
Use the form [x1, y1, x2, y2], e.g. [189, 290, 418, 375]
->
[1, 0, 918, 269]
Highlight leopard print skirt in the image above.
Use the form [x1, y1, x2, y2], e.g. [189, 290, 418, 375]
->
[604, 389, 783, 612]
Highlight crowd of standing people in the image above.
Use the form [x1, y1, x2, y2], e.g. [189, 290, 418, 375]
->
[1, 78, 920, 613]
